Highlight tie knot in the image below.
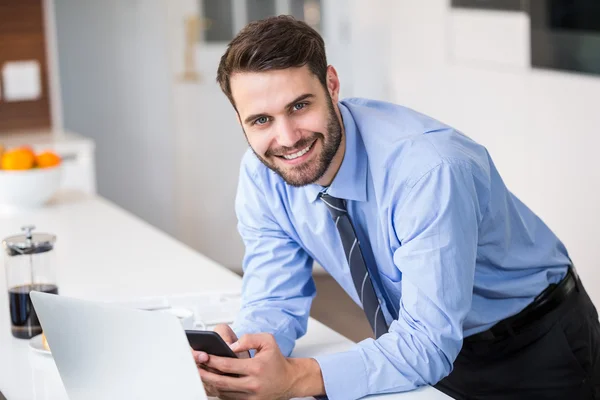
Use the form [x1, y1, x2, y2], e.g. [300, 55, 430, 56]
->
[318, 192, 347, 218]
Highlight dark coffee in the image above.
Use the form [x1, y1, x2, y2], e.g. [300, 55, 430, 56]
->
[8, 283, 58, 339]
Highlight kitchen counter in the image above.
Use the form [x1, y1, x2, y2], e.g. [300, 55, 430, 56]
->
[0, 191, 449, 399]
[0, 129, 93, 151]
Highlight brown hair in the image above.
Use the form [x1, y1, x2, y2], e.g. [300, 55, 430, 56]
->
[216, 15, 328, 106]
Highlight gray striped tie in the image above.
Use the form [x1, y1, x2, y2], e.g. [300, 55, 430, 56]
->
[319, 192, 389, 338]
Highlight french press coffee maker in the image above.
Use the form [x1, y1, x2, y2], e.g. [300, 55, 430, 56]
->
[3, 225, 59, 339]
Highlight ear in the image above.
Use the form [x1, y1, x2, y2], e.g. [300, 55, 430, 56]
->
[326, 65, 341, 103]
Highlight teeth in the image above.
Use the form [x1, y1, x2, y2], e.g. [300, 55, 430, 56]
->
[282, 143, 312, 160]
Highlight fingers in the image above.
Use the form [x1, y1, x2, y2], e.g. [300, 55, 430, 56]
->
[192, 350, 209, 363]
[198, 367, 253, 394]
[202, 383, 218, 398]
[205, 355, 255, 375]
[231, 333, 276, 353]
[236, 350, 251, 359]
[213, 324, 238, 344]
[193, 346, 249, 363]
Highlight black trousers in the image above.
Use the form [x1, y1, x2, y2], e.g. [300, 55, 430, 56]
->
[434, 275, 600, 399]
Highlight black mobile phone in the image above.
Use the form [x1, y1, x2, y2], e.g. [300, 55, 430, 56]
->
[185, 330, 238, 359]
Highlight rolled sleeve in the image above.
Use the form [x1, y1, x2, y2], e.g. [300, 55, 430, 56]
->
[232, 314, 299, 357]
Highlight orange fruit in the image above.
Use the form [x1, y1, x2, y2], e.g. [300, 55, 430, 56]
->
[35, 151, 62, 168]
[1, 148, 36, 170]
[14, 146, 36, 162]
[17, 145, 35, 157]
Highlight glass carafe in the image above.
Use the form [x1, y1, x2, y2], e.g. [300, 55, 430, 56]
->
[3, 225, 58, 339]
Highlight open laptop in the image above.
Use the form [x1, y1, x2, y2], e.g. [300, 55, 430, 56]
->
[30, 291, 208, 400]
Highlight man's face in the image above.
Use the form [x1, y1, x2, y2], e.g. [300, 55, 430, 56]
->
[230, 66, 342, 187]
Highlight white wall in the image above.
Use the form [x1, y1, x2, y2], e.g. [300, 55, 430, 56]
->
[53, 0, 177, 235]
[52, 0, 394, 273]
[42, 0, 64, 131]
[389, 1, 600, 305]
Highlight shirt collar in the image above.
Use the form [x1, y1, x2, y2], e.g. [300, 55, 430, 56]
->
[305, 102, 368, 203]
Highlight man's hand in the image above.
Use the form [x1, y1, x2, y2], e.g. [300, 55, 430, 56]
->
[192, 324, 250, 361]
[195, 333, 325, 400]
[193, 333, 325, 400]
[191, 324, 249, 397]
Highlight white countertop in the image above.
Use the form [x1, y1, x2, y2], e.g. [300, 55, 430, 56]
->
[0, 129, 92, 148]
[0, 191, 448, 400]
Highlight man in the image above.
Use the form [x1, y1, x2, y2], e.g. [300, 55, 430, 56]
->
[193, 15, 600, 400]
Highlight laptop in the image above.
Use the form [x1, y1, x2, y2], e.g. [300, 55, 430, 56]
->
[30, 291, 208, 400]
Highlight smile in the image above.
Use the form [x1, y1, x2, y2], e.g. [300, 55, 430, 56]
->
[281, 141, 315, 160]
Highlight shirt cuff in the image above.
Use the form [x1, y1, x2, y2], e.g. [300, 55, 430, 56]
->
[231, 322, 296, 358]
[314, 349, 368, 400]
[230, 322, 258, 340]
[231, 323, 259, 358]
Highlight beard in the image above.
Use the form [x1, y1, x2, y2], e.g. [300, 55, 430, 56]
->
[251, 95, 343, 187]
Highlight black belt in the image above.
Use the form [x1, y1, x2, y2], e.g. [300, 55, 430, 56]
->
[467, 267, 578, 342]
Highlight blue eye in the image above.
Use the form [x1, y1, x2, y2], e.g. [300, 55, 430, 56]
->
[254, 116, 269, 125]
[293, 102, 307, 111]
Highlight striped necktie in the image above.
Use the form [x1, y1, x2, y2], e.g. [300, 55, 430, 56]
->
[319, 192, 389, 338]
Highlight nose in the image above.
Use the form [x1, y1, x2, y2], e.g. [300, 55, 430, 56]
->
[275, 118, 302, 148]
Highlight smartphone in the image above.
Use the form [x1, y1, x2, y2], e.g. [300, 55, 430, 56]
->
[185, 330, 238, 359]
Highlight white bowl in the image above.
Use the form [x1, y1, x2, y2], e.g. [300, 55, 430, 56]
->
[0, 166, 62, 213]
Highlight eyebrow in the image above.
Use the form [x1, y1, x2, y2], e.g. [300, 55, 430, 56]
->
[243, 93, 315, 125]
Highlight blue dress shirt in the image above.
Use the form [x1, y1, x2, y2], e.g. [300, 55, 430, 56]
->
[231, 98, 571, 399]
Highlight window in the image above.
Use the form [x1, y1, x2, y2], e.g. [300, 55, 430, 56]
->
[246, 0, 276, 23]
[200, 0, 323, 43]
[201, 0, 235, 42]
[531, 0, 600, 75]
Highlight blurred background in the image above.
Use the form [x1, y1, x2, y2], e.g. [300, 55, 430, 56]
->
[1, 0, 599, 341]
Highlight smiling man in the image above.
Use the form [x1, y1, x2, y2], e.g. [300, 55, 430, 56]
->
[193, 15, 600, 400]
